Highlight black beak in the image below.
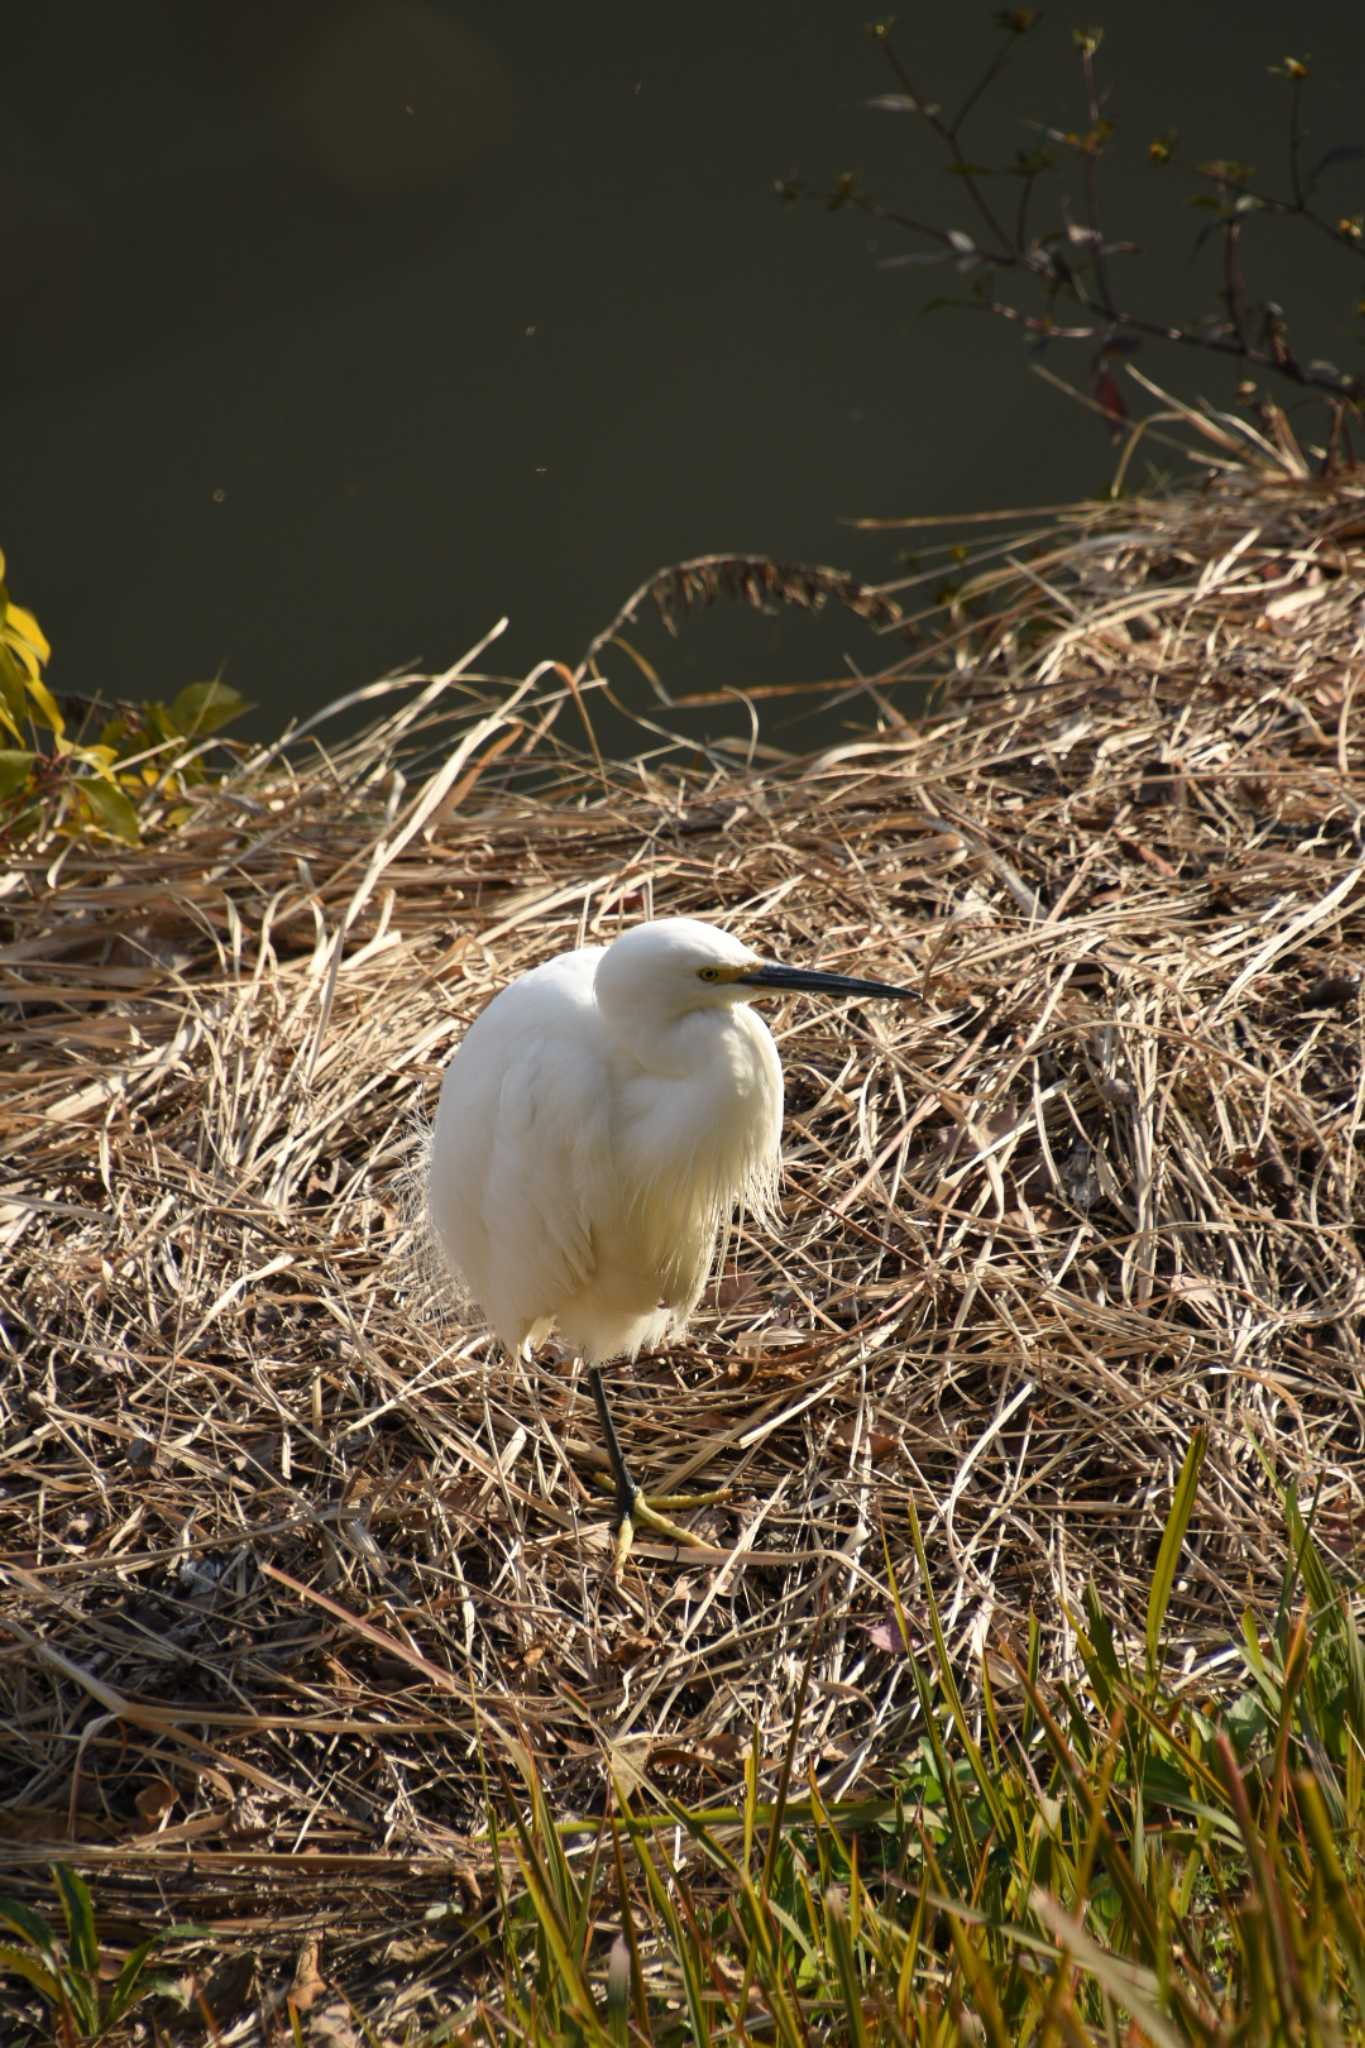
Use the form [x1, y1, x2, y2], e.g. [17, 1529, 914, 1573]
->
[738, 961, 916, 1001]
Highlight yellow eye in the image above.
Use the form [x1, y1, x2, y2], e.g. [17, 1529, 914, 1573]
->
[698, 966, 722, 983]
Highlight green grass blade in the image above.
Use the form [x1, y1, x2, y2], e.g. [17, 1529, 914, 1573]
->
[610, 1819, 651, 2041]
[1022, 1612, 1041, 1748]
[508, 1833, 604, 2039]
[1146, 1430, 1206, 1680]
[53, 1865, 98, 1982]
[905, 1493, 1011, 1842]
[622, 1794, 713, 2048]
[761, 1627, 820, 1905]
[106, 1937, 160, 2023]
[823, 1888, 869, 2048]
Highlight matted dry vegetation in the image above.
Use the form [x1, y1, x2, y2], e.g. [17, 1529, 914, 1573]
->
[3, 413, 1365, 2036]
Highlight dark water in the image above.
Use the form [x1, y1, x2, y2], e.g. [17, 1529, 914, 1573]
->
[5, 0, 1361, 747]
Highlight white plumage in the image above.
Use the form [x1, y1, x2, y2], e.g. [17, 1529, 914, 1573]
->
[429, 919, 781, 1366]
[427, 915, 913, 1560]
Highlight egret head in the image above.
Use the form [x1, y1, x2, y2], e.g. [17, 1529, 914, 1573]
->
[594, 917, 915, 1032]
[594, 918, 761, 1024]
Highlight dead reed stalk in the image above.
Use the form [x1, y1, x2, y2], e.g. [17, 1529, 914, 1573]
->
[2, 409, 1363, 2029]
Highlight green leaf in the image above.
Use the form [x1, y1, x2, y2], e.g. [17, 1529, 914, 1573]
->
[1146, 1431, 1206, 1677]
[166, 679, 251, 737]
[1081, 1578, 1122, 1704]
[53, 1867, 98, 1985]
[105, 1937, 161, 2022]
[0, 1897, 58, 1955]
[143, 700, 179, 744]
[0, 1942, 66, 2005]
[0, 749, 37, 800]
[77, 776, 141, 843]
[96, 712, 135, 753]
[1225, 1688, 1271, 1758]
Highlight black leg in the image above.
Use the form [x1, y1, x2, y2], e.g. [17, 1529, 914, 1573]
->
[582, 1360, 727, 1572]
[587, 1364, 638, 1523]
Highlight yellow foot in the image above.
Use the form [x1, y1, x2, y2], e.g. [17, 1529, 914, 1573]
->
[591, 1472, 729, 1514]
[612, 1491, 729, 1575]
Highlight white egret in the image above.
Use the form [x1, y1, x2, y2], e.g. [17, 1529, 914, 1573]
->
[428, 916, 914, 1566]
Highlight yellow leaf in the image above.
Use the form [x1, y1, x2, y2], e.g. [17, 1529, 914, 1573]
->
[23, 672, 65, 740]
[5, 602, 52, 666]
[0, 661, 24, 743]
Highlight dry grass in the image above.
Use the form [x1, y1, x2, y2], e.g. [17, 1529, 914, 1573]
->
[2, 407, 1364, 2037]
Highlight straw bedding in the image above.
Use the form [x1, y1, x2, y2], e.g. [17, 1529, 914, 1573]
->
[2, 422, 1364, 2029]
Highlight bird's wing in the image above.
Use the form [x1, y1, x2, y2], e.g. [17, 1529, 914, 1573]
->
[483, 1031, 611, 1321]
[429, 951, 612, 1351]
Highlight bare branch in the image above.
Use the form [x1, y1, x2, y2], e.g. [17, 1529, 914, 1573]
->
[803, 24, 1364, 414]
[873, 27, 1014, 257]
[1288, 66, 1307, 210]
[1076, 33, 1120, 322]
